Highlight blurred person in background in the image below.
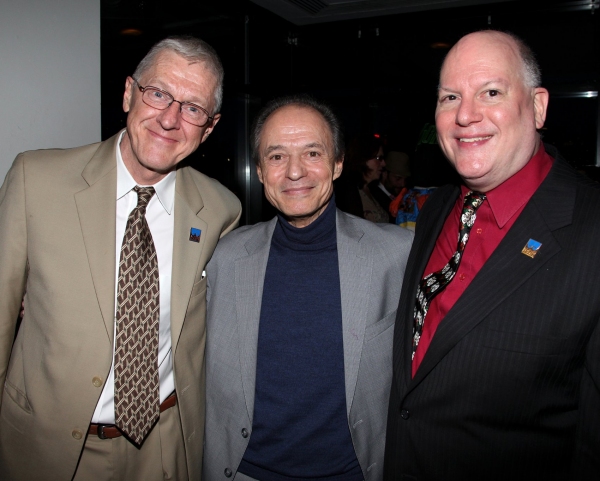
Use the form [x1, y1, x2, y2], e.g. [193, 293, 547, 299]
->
[370, 150, 411, 223]
[345, 134, 389, 223]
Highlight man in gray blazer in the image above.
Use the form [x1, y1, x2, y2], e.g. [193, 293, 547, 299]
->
[203, 95, 413, 481]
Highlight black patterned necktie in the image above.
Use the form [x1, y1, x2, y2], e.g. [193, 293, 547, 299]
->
[412, 191, 486, 360]
[114, 186, 160, 445]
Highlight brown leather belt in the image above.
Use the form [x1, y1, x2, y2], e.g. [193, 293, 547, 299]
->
[88, 393, 177, 439]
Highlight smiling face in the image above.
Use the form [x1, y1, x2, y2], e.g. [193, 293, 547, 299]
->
[435, 31, 549, 192]
[256, 105, 343, 228]
[120, 49, 221, 185]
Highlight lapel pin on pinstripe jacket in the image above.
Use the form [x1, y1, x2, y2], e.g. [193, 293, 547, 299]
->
[521, 238, 542, 258]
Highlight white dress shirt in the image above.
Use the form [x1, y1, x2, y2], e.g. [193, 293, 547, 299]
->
[92, 131, 176, 424]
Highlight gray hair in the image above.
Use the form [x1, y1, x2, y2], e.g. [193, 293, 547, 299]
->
[251, 94, 345, 166]
[509, 31, 542, 88]
[133, 35, 224, 113]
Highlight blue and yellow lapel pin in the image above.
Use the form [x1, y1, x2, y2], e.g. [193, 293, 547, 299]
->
[521, 238, 542, 258]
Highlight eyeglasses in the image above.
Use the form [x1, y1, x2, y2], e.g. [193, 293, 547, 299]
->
[132, 78, 214, 127]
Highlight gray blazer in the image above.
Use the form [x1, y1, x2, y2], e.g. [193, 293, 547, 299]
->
[203, 209, 413, 481]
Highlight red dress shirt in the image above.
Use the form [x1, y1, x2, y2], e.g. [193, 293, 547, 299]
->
[412, 143, 554, 377]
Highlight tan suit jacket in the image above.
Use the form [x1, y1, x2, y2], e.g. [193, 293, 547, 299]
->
[0, 131, 241, 480]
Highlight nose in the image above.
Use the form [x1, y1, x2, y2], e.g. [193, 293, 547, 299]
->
[156, 101, 182, 130]
[455, 97, 483, 127]
[286, 155, 307, 181]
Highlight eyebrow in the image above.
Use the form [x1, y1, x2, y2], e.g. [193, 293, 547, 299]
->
[438, 78, 508, 93]
[145, 81, 207, 106]
[263, 142, 326, 155]
[263, 145, 285, 156]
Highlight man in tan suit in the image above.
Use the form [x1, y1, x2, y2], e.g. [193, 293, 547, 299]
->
[0, 36, 241, 481]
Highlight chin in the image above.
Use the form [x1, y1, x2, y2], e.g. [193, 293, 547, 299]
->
[454, 158, 487, 176]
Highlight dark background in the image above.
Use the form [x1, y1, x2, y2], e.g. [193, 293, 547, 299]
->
[101, 0, 600, 224]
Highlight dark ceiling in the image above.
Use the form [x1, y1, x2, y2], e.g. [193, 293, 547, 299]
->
[101, 0, 599, 104]
[249, 0, 522, 25]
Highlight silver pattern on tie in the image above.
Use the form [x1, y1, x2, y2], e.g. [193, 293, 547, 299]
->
[412, 191, 486, 360]
[114, 186, 160, 445]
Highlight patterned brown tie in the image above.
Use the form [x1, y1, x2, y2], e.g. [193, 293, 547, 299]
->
[114, 186, 160, 445]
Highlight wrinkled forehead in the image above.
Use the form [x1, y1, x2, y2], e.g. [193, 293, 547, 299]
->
[261, 105, 333, 145]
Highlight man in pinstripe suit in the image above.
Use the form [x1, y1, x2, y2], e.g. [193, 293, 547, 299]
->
[385, 30, 600, 480]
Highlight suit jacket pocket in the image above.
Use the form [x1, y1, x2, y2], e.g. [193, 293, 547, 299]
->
[190, 277, 207, 299]
[482, 329, 565, 356]
[3, 379, 32, 414]
[1, 381, 34, 437]
[364, 309, 397, 342]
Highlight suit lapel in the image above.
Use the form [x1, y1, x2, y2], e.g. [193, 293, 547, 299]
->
[408, 161, 576, 392]
[396, 185, 459, 393]
[235, 211, 374, 417]
[236, 219, 276, 421]
[74, 134, 120, 342]
[337, 211, 373, 414]
[170, 167, 207, 349]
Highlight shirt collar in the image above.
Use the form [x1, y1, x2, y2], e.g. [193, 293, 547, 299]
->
[116, 130, 176, 214]
[461, 142, 553, 228]
[378, 182, 394, 198]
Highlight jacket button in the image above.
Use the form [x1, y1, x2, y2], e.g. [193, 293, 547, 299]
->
[92, 376, 103, 387]
[224, 468, 233, 477]
[72, 429, 83, 440]
[241, 428, 249, 438]
[400, 409, 410, 420]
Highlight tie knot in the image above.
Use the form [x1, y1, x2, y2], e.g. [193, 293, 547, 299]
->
[134, 186, 155, 210]
[464, 190, 486, 210]
[460, 190, 486, 231]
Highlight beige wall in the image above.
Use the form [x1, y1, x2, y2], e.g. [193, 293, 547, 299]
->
[0, 0, 100, 181]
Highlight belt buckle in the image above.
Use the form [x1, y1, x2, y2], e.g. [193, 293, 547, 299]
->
[96, 424, 111, 440]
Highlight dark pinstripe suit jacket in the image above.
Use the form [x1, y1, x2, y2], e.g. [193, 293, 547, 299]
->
[384, 145, 600, 481]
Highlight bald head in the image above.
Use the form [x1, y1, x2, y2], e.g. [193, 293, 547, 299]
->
[441, 30, 541, 90]
[435, 30, 549, 192]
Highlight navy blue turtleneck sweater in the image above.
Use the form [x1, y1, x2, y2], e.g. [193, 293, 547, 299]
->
[238, 199, 362, 481]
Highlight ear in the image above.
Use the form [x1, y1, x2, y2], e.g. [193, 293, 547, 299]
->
[256, 162, 265, 185]
[201, 113, 221, 143]
[532, 87, 549, 130]
[332, 156, 344, 181]
[123, 76, 135, 113]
